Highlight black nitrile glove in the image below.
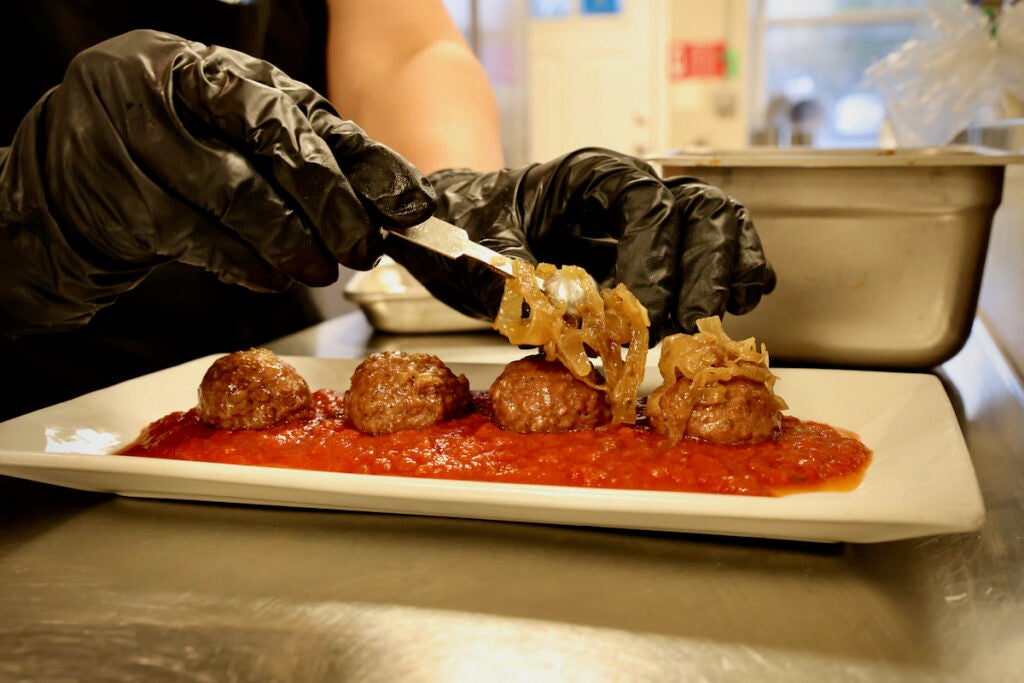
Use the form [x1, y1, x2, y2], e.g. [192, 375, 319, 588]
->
[0, 29, 435, 339]
[386, 147, 774, 343]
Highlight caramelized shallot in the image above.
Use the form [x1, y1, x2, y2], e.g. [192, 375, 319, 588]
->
[493, 261, 648, 425]
[647, 317, 787, 445]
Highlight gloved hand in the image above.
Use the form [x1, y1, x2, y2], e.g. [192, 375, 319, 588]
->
[0, 29, 435, 339]
[386, 147, 775, 342]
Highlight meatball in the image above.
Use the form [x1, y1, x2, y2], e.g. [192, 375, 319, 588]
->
[489, 355, 610, 433]
[344, 351, 472, 435]
[197, 348, 313, 430]
[648, 377, 781, 445]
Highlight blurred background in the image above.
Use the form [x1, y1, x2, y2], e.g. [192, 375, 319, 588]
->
[329, 0, 1023, 375]
[439, 0, 1019, 161]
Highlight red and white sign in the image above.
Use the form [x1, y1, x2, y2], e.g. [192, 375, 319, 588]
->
[669, 40, 727, 81]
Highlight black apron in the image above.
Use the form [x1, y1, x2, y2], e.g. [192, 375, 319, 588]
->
[0, 0, 331, 420]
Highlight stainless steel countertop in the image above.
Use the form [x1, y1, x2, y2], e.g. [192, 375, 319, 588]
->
[2, 313, 1021, 682]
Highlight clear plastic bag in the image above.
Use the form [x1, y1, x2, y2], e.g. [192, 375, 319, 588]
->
[865, 0, 1024, 147]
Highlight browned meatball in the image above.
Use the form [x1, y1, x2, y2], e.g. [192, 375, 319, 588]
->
[489, 355, 610, 433]
[344, 351, 472, 435]
[197, 348, 313, 430]
[648, 377, 781, 445]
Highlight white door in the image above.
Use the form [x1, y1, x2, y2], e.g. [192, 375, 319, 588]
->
[527, 1, 666, 161]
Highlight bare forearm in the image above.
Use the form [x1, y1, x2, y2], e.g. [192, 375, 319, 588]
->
[324, 0, 504, 174]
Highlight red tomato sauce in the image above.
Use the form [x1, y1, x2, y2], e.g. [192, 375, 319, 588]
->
[119, 390, 872, 497]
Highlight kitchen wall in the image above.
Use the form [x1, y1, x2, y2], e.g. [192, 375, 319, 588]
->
[663, 0, 749, 150]
[978, 166, 1024, 378]
[957, 121, 1024, 378]
[525, 0, 751, 161]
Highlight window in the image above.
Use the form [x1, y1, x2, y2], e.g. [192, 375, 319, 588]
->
[751, 0, 929, 147]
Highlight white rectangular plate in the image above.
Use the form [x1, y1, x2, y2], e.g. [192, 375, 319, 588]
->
[0, 356, 984, 543]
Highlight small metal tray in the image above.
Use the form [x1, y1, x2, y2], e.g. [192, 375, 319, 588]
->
[649, 146, 1024, 368]
[343, 258, 491, 335]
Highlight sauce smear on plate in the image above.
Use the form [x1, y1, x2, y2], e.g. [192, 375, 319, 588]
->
[120, 391, 871, 497]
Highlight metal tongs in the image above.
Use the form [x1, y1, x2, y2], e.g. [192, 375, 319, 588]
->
[387, 216, 591, 314]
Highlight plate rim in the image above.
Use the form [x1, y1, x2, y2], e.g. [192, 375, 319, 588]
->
[0, 355, 986, 543]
